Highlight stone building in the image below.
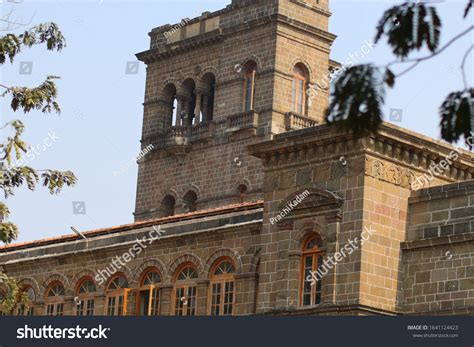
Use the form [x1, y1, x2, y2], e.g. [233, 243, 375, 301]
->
[0, 0, 473, 317]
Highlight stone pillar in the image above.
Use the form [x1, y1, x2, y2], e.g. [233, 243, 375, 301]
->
[159, 285, 173, 316]
[175, 97, 184, 126]
[196, 280, 209, 315]
[194, 93, 202, 124]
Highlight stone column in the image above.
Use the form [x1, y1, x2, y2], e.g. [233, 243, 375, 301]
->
[194, 93, 202, 124]
[159, 285, 174, 316]
[196, 280, 209, 315]
[175, 97, 184, 126]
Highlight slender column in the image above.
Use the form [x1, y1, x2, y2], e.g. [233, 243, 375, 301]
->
[175, 97, 184, 126]
[194, 93, 202, 124]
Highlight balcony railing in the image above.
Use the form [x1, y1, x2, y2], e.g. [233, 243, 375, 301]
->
[226, 111, 259, 131]
[160, 121, 216, 148]
[285, 112, 318, 130]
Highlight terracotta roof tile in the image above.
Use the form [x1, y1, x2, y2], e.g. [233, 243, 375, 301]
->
[0, 201, 263, 252]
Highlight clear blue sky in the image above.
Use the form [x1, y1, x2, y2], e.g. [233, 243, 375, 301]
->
[1, 0, 472, 243]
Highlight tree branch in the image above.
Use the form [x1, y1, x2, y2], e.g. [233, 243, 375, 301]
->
[386, 25, 474, 69]
[461, 45, 473, 89]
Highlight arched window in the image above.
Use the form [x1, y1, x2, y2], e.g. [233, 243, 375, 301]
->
[106, 274, 129, 316]
[238, 184, 247, 203]
[243, 61, 257, 112]
[45, 282, 65, 316]
[174, 263, 198, 316]
[300, 235, 323, 307]
[75, 278, 96, 316]
[164, 83, 178, 126]
[138, 268, 162, 316]
[17, 286, 35, 316]
[183, 191, 197, 213]
[161, 195, 175, 217]
[201, 73, 216, 123]
[209, 258, 235, 316]
[292, 64, 308, 115]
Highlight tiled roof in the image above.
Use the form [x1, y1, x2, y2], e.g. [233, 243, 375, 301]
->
[0, 201, 264, 252]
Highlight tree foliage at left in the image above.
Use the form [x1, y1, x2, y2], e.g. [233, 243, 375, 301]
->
[0, 21, 76, 313]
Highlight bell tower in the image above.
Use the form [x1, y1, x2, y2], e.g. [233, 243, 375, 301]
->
[134, 0, 336, 221]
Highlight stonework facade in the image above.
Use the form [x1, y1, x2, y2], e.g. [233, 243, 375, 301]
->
[0, 0, 473, 317]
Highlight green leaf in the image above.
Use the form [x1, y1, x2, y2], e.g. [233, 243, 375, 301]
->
[375, 2, 441, 58]
[440, 88, 474, 143]
[325, 64, 385, 136]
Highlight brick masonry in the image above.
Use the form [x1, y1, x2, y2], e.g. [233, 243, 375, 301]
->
[0, 0, 473, 317]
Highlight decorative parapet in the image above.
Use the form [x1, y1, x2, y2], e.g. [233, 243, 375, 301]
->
[285, 112, 318, 130]
[226, 111, 259, 132]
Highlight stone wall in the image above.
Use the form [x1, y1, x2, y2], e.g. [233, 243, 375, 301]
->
[400, 181, 474, 314]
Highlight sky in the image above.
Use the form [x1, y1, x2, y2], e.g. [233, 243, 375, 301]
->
[0, 0, 472, 243]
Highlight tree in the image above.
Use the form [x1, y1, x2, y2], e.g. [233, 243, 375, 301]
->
[0, 21, 76, 244]
[0, 18, 76, 311]
[324, 0, 473, 145]
[0, 271, 30, 315]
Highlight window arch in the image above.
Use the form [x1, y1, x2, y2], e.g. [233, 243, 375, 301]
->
[45, 282, 65, 316]
[137, 268, 162, 316]
[300, 234, 324, 307]
[17, 286, 35, 316]
[243, 61, 257, 112]
[106, 274, 129, 316]
[161, 195, 175, 217]
[183, 190, 197, 213]
[209, 258, 236, 316]
[292, 64, 309, 115]
[164, 83, 178, 126]
[173, 263, 198, 316]
[75, 278, 96, 316]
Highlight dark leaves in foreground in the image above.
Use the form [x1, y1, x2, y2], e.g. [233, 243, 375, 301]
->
[375, 2, 441, 58]
[440, 88, 473, 143]
[325, 65, 387, 136]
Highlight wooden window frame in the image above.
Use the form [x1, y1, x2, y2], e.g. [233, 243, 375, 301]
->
[173, 263, 198, 316]
[292, 65, 307, 115]
[208, 258, 236, 316]
[105, 274, 129, 316]
[45, 282, 65, 316]
[299, 235, 324, 307]
[75, 277, 96, 316]
[136, 268, 162, 316]
[17, 286, 35, 316]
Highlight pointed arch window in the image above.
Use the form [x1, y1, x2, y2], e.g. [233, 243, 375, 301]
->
[209, 258, 235, 316]
[300, 235, 323, 306]
[106, 275, 129, 316]
[173, 264, 198, 316]
[292, 64, 308, 115]
[45, 282, 65, 316]
[76, 278, 96, 316]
